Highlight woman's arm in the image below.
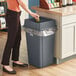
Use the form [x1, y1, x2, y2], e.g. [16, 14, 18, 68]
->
[17, 0, 39, 19]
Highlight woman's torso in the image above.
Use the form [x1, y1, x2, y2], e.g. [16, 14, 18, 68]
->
[7, 0, 21, 12]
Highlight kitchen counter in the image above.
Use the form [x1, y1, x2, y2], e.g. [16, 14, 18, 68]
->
[32, 5, 76, 16]
[32, 5, 76, 64]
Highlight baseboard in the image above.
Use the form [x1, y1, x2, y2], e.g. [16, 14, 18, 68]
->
[55, 55, 76, 64]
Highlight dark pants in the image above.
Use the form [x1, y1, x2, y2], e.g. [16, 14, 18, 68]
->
[1, 9, 21, 65]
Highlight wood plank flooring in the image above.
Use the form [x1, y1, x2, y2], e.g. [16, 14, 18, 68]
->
[0, 58, 76, 76]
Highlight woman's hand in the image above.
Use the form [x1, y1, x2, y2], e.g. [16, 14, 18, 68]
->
[30, 12, 39, 20]
[17, 0, 39, 20]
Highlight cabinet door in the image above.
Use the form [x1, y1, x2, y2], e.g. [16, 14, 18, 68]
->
[61, 24, 74, 58]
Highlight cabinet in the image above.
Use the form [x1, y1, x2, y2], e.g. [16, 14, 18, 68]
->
[61, 24, 75, 58]
[36, 11, 76, 58]
[0, 0, 7, 30]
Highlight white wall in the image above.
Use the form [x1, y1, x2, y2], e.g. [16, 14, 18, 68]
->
[20, 0, 29, 26]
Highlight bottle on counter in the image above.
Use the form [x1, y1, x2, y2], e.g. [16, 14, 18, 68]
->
[51, 0, 55, 3]
[67, 0, 73, 5]
[73, 0, 76, 5]
[62, 0, 67, 7]
[59, 0, 62, 7]
[55, 0, 62, 8]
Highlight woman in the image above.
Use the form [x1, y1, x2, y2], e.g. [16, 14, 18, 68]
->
[1, 0, 39, 74]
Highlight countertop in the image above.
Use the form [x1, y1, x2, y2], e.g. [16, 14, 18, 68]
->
[32, 5, 76, 16]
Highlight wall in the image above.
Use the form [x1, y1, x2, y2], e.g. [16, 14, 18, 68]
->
[29, 0, 39, 18]
[20, 0, 29, 26]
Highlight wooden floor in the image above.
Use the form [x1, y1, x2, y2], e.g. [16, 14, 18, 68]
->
[0, 58, 76, 76]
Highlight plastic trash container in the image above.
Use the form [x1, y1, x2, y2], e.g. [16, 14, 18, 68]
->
[24, 17, 57, 68]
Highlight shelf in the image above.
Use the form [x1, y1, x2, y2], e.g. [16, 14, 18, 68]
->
[0, 0, 6, 2]
[0, 27, 8, 30]
[0, 1, 7, 30]
[0, 13, 5, 16]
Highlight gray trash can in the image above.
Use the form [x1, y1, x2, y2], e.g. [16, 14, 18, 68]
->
[24, 17, 57, 68]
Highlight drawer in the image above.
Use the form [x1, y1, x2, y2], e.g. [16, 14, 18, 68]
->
[62, 15, 76, 25]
